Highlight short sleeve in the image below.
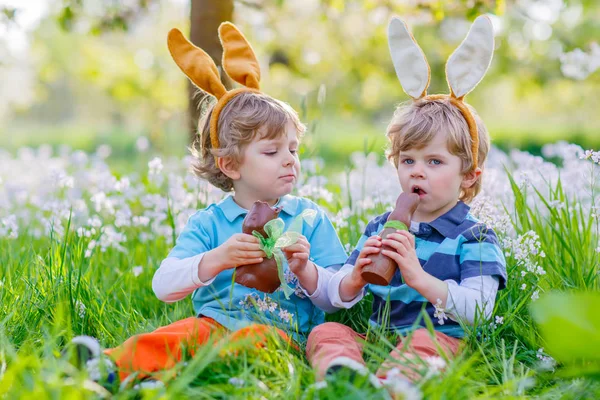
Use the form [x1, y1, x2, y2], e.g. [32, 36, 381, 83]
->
[168, 211, 213, 259]
[305, 205, 348, 268]
[459, 224, 507, 289]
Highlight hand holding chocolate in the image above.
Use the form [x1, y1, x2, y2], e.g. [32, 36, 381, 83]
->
[234, 201, 282, 293]
[360, 192, 420, 285]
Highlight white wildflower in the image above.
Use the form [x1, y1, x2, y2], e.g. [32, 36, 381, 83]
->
[424, 356, 446, 373]
[433, 299, 448, 325]
[381, 367, 422, 400]
[85, 240, 97, 258]
[278, 308, 293, 323]
[132, 266, 143, 277]
[228, 377, 245, 387]
[135, 136, 150, 152]
[536, 348, 556, 370]
[148, 157, 163, 175]
[96, 144, 112, 159]
[310, 380, 328, 390]
[75, 300, 86, 319]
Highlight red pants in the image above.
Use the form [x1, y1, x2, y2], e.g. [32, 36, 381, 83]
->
[104, 317, 292, 382]
[306, 322, 461, 382]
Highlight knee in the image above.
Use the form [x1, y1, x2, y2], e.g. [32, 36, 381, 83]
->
[307, 322, 356, 349]
[402, 328, 439, 355]
[308, 322, 348, 339]
[411, 328, 431, 341]
[232, 324, 275, 342]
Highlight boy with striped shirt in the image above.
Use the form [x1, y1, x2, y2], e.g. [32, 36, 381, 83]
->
[306, 98, 507, 383]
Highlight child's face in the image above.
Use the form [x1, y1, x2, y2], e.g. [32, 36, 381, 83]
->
[396, 132, 475, 222]
[234, 121, 301, 204]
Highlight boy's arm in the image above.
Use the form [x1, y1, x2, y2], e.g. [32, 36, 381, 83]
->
[284, 235, 356, 312]
[445, 275, 500, 323]
[152, 254, 215, 302]
[410, 273, 450, 307]
[337, 235, 383, 302]
[152, 211, 214, 302]
[295, 262, 345, 314]
[410, 273, 500, 323]
[154, 232, 265, 302]
[324, 216, 391, 309]
[443, 223, 506, 323]
[328, 264, 366, 308]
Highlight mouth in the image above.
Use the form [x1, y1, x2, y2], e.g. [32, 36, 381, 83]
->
[279, 174, 296, 181]
[411, 185, 427, 197]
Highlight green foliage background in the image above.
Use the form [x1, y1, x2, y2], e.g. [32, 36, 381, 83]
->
[1, 0, 599, 168]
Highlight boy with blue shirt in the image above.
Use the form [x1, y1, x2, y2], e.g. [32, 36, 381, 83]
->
[67, 24, 347, 388]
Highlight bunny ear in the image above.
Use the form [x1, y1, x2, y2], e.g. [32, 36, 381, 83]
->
[219, 22, 261, 90]
[167, 28, 227, 99]
[388, 17, 431, 99]
[446, 16, 494, 99]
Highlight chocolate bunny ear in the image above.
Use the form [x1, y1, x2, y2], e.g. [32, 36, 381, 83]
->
[446, 16, 494, 99]
[219, 22, 261, 90]
[167, 28, 228, 99]
[388, 17, 431, 99]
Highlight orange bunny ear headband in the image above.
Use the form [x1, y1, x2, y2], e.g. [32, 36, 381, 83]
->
[388, 16, 495, 170]
[167, 22, 262, 162]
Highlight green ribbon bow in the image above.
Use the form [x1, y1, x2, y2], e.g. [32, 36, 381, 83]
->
[252, 209, 317, 299]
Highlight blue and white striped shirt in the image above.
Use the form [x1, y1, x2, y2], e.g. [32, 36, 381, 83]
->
[342, 200, 507, 338]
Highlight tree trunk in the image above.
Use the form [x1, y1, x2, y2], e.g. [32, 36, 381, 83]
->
[187, 0, 234, 144]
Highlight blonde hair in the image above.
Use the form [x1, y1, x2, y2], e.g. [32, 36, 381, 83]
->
[191, 92, 305, 191]
[386, 97, 490, 204]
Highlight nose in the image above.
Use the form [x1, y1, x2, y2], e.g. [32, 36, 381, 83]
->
[410, 162, 425, 178]
[283, 150, 296, 167]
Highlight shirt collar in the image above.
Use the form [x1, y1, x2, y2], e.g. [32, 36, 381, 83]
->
[217, 194, 299, 222]
[426, 200, 471, 237]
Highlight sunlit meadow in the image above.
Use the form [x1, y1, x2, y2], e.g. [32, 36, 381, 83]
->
[1, 140, 599, 399]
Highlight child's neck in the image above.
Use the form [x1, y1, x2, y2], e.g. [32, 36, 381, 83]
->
[411, 200, 459, 224]
[232, 192, 279, 210]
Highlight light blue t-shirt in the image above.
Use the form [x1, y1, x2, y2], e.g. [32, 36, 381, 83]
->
[168, 194, 347, 341]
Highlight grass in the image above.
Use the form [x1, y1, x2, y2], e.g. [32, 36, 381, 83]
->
[2, 123, 600, 397]
[1, 151, 600, 399]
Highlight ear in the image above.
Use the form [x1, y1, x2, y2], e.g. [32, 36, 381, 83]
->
[446, 16, 494, 99]
[217, 156, 241, 181]
[219, 22, 261, 89]
[167, 28, 228, 99]
[461, 166, 482, 189]
[388, 17, 431, 99]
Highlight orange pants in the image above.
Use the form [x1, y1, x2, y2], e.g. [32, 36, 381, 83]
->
[306, 322, 461, 382]
[104, 317, 292, 382]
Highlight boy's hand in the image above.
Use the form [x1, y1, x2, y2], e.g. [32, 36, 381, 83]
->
[381, 230, 424, 287]
[282, 235, 311, 275]
[339, 235, 381, 301]
[198, 233, 265, 282]
[215, 233, 266, 270]
[282, 235, 321, 295]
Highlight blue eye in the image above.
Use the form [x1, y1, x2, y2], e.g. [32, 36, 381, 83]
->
[430, 159, 441, 165]
[403, 159, 414, 165]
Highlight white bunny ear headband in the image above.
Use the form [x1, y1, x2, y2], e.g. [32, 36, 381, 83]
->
[388, 15, 494, 170]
